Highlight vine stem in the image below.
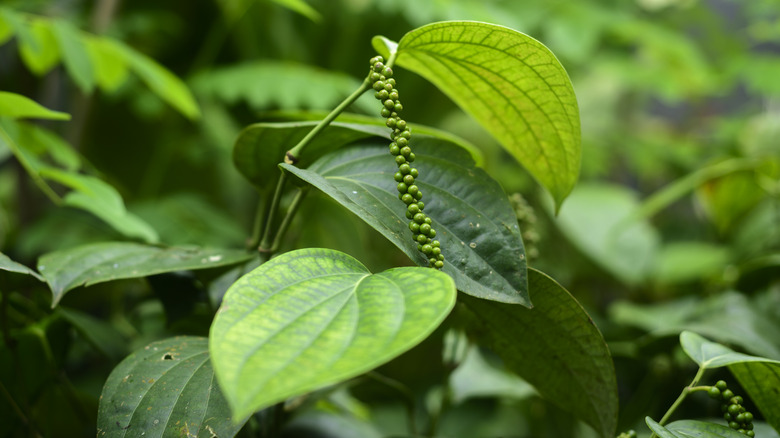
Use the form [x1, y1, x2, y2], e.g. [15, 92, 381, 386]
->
[650, 366, 707, 437]
[269, 188, 308, 253]
[258, 172, 288, 253]
[285, 74, 372, 162]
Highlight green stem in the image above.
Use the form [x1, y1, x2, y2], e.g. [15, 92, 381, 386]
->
[248, 194, 269, 250]
[366, 371, 418, 436]
[285, 75, 372, 162]
[0, 125, 62, 206]
[650, 366, 706, 437]
[258, 173, 288, 253]
[270, 188, 308, 253]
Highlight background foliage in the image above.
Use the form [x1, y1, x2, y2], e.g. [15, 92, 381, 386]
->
[1, 0, 779, 437]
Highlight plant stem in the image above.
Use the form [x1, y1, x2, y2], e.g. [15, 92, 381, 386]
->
[270, 188, 308, 252]
[285, 75, 372, 162]
[0, 125, 62, 206]
[650, 366, 706, 437]
[248, 193, 269, 250]
[258, 173, 288, 253]
[366, 371, 418, 436]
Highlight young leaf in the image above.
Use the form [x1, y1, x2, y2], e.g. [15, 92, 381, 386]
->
[374, 21, 581, 210]
[0, 252, 44, 281]
[38, 242, 255, 306]
[13, 16, 61, 75]
[645, 417, 679, 438]
[209, 248, 456, 420]
[0, 91, 70, 120]
[50, 20, 95, 93]
[459, 268, 617, 438]
[39, 168, 160, 244]
[282, 136, 529, 305]
[97, 337, 245, 438]
[680, 331, 780, 432]
[233, 121, 388, 191]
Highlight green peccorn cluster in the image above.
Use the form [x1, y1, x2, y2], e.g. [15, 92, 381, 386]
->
[708, 380, 755, 436]
[368, 55, 444, 269]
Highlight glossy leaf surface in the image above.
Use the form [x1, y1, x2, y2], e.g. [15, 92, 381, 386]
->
[38, 242, 254, 306]
[0, 91, 70, 120]
[97, 337, 244, 438]
[282, 136, 528, 305]
[646, 417, 746, 438]
[459, 268, 617, 438]
[374, 21, 581, 209]
[210, 248, 456, 419]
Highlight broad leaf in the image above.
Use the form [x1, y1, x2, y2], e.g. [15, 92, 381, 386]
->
[233, 121, 388, 191]
[459, 268, 617, 438]
[39, 168, 159, 244]
[50, 20, 94, 93]
[680, 331, 780, 432]
[97, 337, 245, 437]
[15, 16, 61, 75]
[84, 36, 129, 92]
[209, 248, 456, 419]
[38, 242, 255, 306]
[374, 21, 581, 210]
[0, 252, 44, 281]
[550, 183, 659, 285]
[0, 91, 70, 120]
[646, 418, 747, 438]
[282, 136, 529, 305]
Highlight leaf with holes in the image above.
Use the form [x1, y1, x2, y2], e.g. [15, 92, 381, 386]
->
[38, 242, 255, 307]
[97, 337, 245, 437]
[209, 248, 456, 419]
[373, 21, 581, 210]
[459, 268, 617, 438]
[282, 136, 528, 305]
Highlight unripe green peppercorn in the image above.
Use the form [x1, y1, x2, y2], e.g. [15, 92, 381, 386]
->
[373, 81, 385, 91]
[400, 146, 412, 157]
[397, 182, 408, 193]
[408, 152, 416, 162]
[382, 67, 393, 77]
[414, 213, 426, 224]
[435, 260, 444, 268]
[722, 389, 734, 400]
[417, 201, 424, 210]
[420, 223, 432, 235]
[386, 118, 397, 128]
[422, 244, 433, 254]
[389, 91, 399, 101]
[380, 108, 391, 118]
[387, 78, 396, 86]
[716, 381, 728, 391]
[729, 421, 739, 430]
[389, 143, 400, 155]
[394, 172, 404, 182]
[395, 156, 406, 165]
[399, 164, 411, 174]
[408, 185, 419, 196]
[384, 99, 395, 109]
[415, 191, 423, 200]
[417, 234, 428, 244]
[397, 119, 407, 129]
[400, 130, 411, 139]
[401, 194, 414, 204]
[708, 387, 721, 399]
[408, 204, 420, 215]
[409, 222, 420, 233]
[403, 175, 415, 185]
[397, 137, 409, 147]
[728, 405, 740, 416]
[395, 103, 404, 113]
[376, 89, 389, 100]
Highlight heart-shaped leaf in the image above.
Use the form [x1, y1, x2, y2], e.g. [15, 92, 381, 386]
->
[209, 248, 456, 419]
[233, 120, 388, 191]
[281, 136, 528, 305]
[97, 337, 245, 438]
[680, 331, 780, 432]
[38, 242, 255, 307]
[459, 268, 617, 438]
[374, 21, 581, 210]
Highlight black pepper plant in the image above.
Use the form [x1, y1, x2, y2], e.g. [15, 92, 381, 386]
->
[1, 15, 778, 438]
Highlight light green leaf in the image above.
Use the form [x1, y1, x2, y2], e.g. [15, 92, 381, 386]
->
[0, 10, 14, 45]
[16, 17, 60, 75]
[459, 268, 617, 438]
[282, 136, 529, 305]
[50, 20, 94, 93]
[270, 0, 321, 21]
[550, 183, 659, 285]
[1, 119, 80, 170]
[83, 36, 129, 92]
[0, 92, 71, 120]
[110, 40, 200, 119]
[449, 346, 536, 404]
[38, 242, 254, 306]
[191, 61, 373, 113]
[97, 337, 246, 438]
[645, 417, 679, 438]
[653, 242, 730, 285]
[375, 21, 581, 210]
[0, 252, 44, 281]
[39, 168, 159, 244]
[680, 331, 780, 432]
[209, 248, 456, 419]
[233, 120, 388, 191]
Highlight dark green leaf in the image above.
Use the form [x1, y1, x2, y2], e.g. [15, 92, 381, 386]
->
[57, 307, 128, 361]
[50, 20, 94, 93]
[233, 120, 387, 191]
[665, 419, 750, 437]
[0, 252, 44, 281]
[374, 21, 581, 210]
[210, 248, 456, 419]
[680, 331, 779, 369]
[282, 136, 529, 305]
[645, 417, 679, 438]
[38, 242, 255, 307]
[459, 268, 617, 438]
[0, 91, 70, 120]
[39, 168, 159, 244]
[97, 337, 245, 437]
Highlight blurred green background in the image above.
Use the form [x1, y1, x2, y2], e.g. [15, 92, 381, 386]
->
[1, 0, 779, 437]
